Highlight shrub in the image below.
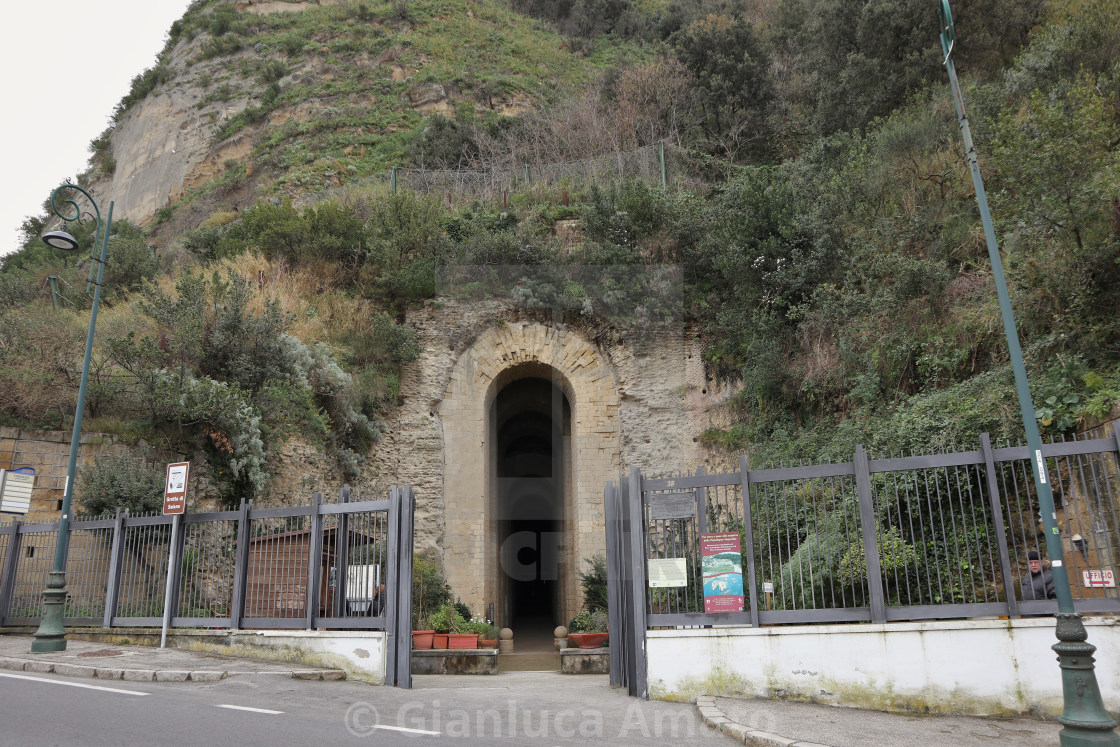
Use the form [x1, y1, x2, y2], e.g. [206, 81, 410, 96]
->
[412, 552, 452, 629]
[578, 553, 609, 611]
[76, 454, 165, 517]
[568, 607, 608, 633]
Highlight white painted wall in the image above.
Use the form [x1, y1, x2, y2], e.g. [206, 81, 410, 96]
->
[176, 630, 387, 684]
[647, 617, 1120, 718]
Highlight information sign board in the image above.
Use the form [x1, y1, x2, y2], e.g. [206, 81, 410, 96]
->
[648, 558, 688, 588]
[701, 532, 745, 613]
[163, 462, 189, 515]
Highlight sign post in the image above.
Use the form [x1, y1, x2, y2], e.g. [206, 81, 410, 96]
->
[160, 462, 189, 648]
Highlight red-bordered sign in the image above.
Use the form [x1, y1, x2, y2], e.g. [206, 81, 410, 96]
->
[1083, 569, 1116, 588]
[163, 462, 189, 515]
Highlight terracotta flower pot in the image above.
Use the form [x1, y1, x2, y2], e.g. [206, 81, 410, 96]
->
[433, 633, 449, 649]
[479, 638, 498, 649]
[447, 633, 478, 649]
[412, 630, 435, 650]
[567, 632, 608, 649]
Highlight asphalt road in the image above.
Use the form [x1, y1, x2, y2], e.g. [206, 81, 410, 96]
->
[0, 670, 727, 746]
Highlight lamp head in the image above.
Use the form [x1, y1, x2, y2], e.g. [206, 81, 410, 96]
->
[41, 230, 80, 251]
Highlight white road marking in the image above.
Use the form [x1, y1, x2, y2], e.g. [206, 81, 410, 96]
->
[216, 704, 284, 714]
[0, 671, 148, 696]
[372, 724, 442, 736]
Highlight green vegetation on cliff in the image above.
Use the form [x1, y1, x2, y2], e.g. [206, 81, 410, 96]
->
[2, 0, 1119, 503]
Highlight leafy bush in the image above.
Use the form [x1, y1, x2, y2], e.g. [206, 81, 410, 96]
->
[578, 554, 609, 611]
[429, 602, 466, 633]
[76, 455, 164, 516]
[412, 552, 452, 629]
[568, 607, 608, 633]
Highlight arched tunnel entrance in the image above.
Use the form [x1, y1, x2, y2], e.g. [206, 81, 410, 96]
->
[492, 375, 571, 637]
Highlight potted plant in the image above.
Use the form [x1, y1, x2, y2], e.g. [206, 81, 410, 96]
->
[461, 617, 496, 648]
[412, 615, 435, 650]
[429, 603, 458, 649]
[479, 621, 499, 649]
[567, 608, 609, 649]
[413, 553, 451, 649]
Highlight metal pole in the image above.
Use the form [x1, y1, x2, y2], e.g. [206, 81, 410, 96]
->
[937, 3, 1117, 742]
[32, 187, 113, 654]
[390, 166, 398, 193]
[658, 140, 667, 189]
[160, 514, 181, 648]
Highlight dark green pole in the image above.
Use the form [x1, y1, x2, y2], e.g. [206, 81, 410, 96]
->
[47, 276, 60, 310]
[391, 165, 398, 193]
[937, 3, 1117, 742]
[31, 185, 113, 654]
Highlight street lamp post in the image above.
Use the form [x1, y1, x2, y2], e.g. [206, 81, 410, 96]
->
[936, 2, 1118, 743]
[30, 183, 113, 653]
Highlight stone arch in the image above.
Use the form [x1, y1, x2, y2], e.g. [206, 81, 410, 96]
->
[439, 322, 620, 626]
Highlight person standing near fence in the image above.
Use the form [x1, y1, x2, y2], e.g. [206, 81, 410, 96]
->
[1020, 550, 1057, 600]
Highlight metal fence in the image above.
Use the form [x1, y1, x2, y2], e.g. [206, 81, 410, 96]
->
[305, 141, 712, 211]
[609, 430, 1120, 632]
[0, 487, 414, 635]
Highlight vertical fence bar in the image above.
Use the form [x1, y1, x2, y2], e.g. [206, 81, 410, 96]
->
[604, 483, 625, 687]
[854, 445, 887, 623]
[230, 501, 251, 630]
[739, 456, 761, 627]
[334, 485, 351, 618]
[305, 493, 324, 630]
[0, 519, 22, 624]
[980, 434, 1019, 617]
[626, 467, 649, 699]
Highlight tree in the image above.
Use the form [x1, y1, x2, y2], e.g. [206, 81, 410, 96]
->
[775, 0, 941, 136]
[673, 13, 775, 160]
[613, 58, 700, 149]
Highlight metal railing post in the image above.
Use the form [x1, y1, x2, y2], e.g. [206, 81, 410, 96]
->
[0, 518, 23, 625]
[626, 466, 649, 699]
[305, 492, 324, 630]
[396, 486, 415, 689]
[334, 485, 351, 618]
[385, 487, 402, 687]
[604, 482, 624, 688]
[854, 445, 887, 623]
[740, 455, 761, 628]
[229, 500, 252, 630]
[980, 433, 1020, 618]
[102, 509, 126, 628]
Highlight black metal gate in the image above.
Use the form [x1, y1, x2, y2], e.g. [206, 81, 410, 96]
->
[385, 486, 414, 688]
[604, 470, 647, 699]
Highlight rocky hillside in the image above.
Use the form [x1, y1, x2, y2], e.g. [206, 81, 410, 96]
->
[84, 0, 642, 241]
[1, 0, 1118, 510]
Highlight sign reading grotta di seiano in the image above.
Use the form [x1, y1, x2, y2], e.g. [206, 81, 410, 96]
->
[163, 462, 189, 515]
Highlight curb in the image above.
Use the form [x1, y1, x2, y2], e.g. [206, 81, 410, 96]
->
[695, 695, 832, 747]
[0, 655, 345, 682]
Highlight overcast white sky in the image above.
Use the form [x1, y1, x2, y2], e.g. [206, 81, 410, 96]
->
[0, 1, 195, 257]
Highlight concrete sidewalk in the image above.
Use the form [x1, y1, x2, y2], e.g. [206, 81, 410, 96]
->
[0, 634, 346, 682]
[696, 694, 1064, 746]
